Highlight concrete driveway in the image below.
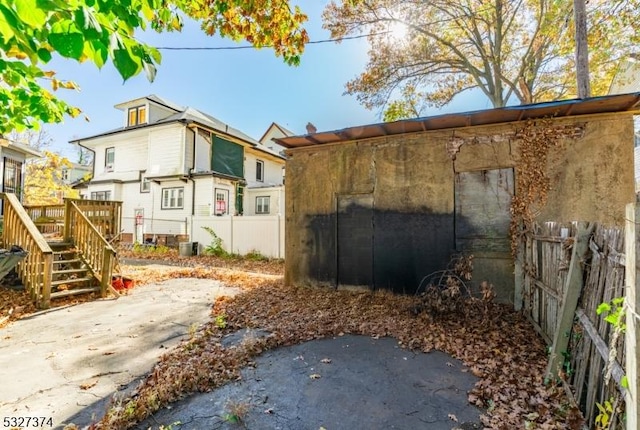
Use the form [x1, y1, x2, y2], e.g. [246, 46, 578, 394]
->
[0, 276, 238, 429]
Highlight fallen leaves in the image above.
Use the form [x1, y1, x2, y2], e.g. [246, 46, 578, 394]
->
[0, 256, 568, 430]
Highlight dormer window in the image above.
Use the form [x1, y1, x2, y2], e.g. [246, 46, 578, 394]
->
[128, 105, 147, 127]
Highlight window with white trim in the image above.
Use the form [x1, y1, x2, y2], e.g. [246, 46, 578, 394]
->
[256, 160, 264, 182]
[105, 147, 115, 171]
[127, 105, 147, 127]
[214, 188, 229, 215]
[256, 196, 270, 214]
[91, 191, 111, 201]
[61, 168, 69, 182]
[140, 171, 150, 193]
[162, 187, 184, 209]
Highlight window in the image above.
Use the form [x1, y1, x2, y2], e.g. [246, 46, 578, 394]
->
[256, 160, 264, 182]
[140, 171, 150, 193]
[61, 168, 69, 182]
[105, 147, 115, 170]
[2, 157, 23, 200]
[256, 196, 270, 214]
[90, 191, 111, 201]
[214, 188, 229, 215]
[162, 187, 184, 209]
[127, 105, 147, 127]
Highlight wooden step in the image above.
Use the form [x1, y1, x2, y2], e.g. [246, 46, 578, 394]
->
[53, 249, 80, 256]
[52, 258, 83, 265]
[51, 277, 94, 287]
[51, 287, 100, 299]
[52, 268, 88, 276]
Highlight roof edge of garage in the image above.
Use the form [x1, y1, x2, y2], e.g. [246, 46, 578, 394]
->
[276, 92, 640, 149]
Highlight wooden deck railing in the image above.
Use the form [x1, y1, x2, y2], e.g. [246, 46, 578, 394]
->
[24, 199, 122, 241]
[1, 193, 54, 308]
[64, 200, 116, 296]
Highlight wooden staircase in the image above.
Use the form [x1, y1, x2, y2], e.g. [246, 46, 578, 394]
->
[1, 193, 122, 308]
[49, 242, 100, 299]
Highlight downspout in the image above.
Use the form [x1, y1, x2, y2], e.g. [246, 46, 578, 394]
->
[187, 126, 197, 242]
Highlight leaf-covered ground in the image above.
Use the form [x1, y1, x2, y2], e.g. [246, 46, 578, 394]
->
[1, 257, 583, 429]
[94, 271, 583, 430]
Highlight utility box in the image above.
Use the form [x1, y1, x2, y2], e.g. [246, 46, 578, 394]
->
[179, 242, 193, 257]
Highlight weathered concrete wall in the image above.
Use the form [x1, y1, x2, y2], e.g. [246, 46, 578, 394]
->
[285, 113, 635, 302]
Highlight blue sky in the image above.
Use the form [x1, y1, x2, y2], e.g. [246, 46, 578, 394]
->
[42, 1, 490, 159]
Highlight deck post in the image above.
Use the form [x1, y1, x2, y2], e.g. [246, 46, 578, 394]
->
[100, 247, 113, 298]
[40, 253, 53, 309]
[63, 198, 72, 243]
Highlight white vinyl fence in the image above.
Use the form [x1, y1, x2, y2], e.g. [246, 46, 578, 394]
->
[190, 215, 285, 259]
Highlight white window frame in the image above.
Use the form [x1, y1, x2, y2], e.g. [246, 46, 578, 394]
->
[90, 191, 111, 201]
[256, 159, 264, 182]
[161, 187, 184, 210]
[140, 171, 150, 193]
[214, 188, 229, 215]
[105, 147, 115, 171]
[256, 196, 270, 214]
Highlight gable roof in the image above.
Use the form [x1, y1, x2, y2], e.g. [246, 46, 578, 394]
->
[0, 137, 42, 158]
[277, 92, 640, 149]
[258, 122, 295, 143]
[71, 96, 285, 160]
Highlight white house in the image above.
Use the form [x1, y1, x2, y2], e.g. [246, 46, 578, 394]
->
[609, 55, 640, 191]
[71, 95, 286, 248]
[0, 137, 41, 212]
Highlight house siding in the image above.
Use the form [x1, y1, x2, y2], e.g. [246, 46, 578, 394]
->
[244, 150, 284, 187]
[195, 131, 211, 173]
[89, 130, 148, 182]
[285, 114, 635, 300]
[148, 125, 186, 177]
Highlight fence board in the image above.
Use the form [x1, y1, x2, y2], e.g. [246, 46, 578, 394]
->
[522, 222, 628, 429]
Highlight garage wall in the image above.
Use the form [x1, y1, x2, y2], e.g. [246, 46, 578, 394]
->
[285, 113, 635, 301]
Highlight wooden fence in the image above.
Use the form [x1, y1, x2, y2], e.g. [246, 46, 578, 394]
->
[518, 222, 629, 429]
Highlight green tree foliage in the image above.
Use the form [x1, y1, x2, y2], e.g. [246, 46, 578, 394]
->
[0, 0, 309, 134]
[323, 0, 640, 119]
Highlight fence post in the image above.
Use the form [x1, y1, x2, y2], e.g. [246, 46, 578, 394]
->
[514, 237, 525, 311]
[625, 203, 639, 430]
[545, 222, 594, 382]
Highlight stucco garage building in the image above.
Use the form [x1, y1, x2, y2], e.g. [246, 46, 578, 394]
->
[278, 94, 640, 303]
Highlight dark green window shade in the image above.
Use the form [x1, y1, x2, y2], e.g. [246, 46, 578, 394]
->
[212, 136, 244, 178]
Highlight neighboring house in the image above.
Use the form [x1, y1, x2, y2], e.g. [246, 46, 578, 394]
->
[62, 162, 92, 188]
[71, 95, 286, 244]
[258, 122, 294, 155]
[0, 137, 41, 210]
[278, 93, 640, 303]
[609, 55, 640, 191]
[609, 54, 640, 95]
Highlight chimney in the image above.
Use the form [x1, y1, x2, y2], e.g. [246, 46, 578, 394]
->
[306, 122, 317, 134]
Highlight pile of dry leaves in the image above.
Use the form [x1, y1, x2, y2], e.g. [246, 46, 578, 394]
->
[117, 246, 284, 275]
[94, 275, 583, 429]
